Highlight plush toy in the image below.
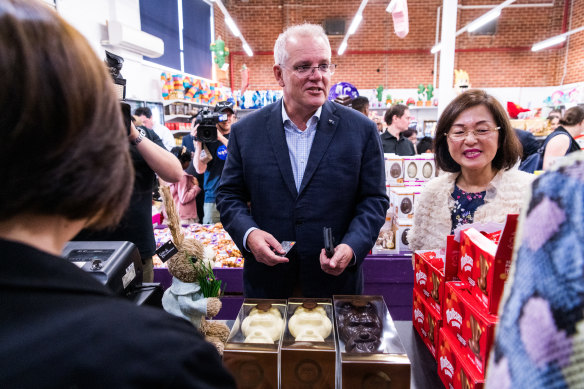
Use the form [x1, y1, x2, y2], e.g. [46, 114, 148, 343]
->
[159, 185, 230, 355]
[454, 69, 470, 95]
[210, 36, 229, 70]
[376, 85, 384, 102]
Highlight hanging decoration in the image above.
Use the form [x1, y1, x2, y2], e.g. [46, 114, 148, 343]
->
[210, 36, 230, 71]
[240, 64, 249, 94]
[390, 0, 409, 38]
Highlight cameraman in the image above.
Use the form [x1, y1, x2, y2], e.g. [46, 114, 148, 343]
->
[192, 101, 234, 224]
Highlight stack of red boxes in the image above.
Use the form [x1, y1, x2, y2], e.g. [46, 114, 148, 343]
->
[413, 214, 519, 389]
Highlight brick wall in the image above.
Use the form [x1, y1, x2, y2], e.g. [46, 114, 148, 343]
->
[215, 0, 581, 91]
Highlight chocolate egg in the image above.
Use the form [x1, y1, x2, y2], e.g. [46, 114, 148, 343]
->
[400, 198, 412, 214]
[423, 162, 433, 178]
[390, 162, 402, 178]
[402, 228, 410, 245]
[407, 162, 417, 178]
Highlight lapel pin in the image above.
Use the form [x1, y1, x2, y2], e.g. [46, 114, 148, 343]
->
[328, 119, 335, 125]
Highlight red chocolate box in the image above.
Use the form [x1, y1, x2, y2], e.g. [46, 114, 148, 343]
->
[412, 288, 441, 359]
[443, 281, 497, 376]
[438, 327, 484, 389]
[414, 249, 457, 315]
[458, 214, 518, 314]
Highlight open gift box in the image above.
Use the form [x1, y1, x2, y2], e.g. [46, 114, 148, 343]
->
[333, 295, 411, 388]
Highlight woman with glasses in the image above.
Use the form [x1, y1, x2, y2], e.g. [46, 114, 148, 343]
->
[408, 89, 534, 251]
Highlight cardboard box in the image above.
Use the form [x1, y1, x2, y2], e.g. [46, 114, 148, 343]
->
[280, 298, 337, 388]
[385, 154, 404, 186]
[223, 299, 287, 389]
[458, 214, 518, 314]
[414, 250, 454, 315]
[333, 295, 411, 389]
[412, 288, 442, 359]
[438, 327, 484, 389]
[443, 282, 497, 376]
[390, 187, 416, 220]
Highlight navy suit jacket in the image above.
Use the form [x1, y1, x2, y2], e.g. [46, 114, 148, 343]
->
[216, 99, 389, 298]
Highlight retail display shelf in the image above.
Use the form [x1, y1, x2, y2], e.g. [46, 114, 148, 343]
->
[153, 252, 414, 321]
[162, 99, 212, 107]
[164, 114, 191, 121]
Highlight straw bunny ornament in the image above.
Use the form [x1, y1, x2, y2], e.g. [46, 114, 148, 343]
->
[159, 185, 230, 354]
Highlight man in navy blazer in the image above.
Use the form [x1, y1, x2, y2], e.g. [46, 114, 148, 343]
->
[216, 24, 389, 298]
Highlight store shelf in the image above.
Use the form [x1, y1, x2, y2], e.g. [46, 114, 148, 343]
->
[171, 130, 191, 135]
[371, 106, 438, 111]
[164, 114, 191, 121]
[162, 99, 212, 108]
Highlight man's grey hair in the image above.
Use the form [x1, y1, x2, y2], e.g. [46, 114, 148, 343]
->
[273, 23, 331, 66]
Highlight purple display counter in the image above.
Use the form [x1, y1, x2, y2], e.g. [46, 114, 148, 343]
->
[154, 253, 414, 321]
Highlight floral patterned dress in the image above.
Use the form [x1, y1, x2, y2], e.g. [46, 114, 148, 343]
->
[450, 185, 486, 234]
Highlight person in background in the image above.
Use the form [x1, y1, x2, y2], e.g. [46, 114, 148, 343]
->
[167, 146, 201, 224]
[216, 23, 388, 299]
[546, 108, 562, 131]
[417, 136, 434, 154]
[408, 89, 533, 251]
[134, 106, 176, 151]
[541, 106, 584, 170]
[192, 100, 235, 225]
[514, 128, 541, 162]
[486, 152, 584, 389]
[0, 1, 235, 387]
[351, 96, 370, 117]
[381, 104, 416, 155]
[402, 128, 418, 153]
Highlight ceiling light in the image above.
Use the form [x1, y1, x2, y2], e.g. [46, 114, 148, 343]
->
[347, 13, 363, 35]
[467, 9, 500, 33]
[531, 25, 584, 52]
[338, 41, 348, 55]
[225, 16, 240, 37]
[242, 42, 253, 56]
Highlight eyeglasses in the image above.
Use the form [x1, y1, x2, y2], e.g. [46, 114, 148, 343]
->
[280, 63, 337, 76]
[447, 126, 500, 141]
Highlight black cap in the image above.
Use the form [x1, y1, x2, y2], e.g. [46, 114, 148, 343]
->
[214, 100, 234, 114]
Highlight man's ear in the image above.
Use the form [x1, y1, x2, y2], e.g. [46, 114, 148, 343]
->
[273, 64, 285, 87]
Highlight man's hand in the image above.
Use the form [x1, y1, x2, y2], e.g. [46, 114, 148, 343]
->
[320, 243, 353, 276]
[247, 229, 289, 266]
[191, 122, 201, 145]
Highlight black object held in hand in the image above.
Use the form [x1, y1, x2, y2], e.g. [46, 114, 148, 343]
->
[323, 227, 334, 258]
[120, 102, 132, 135]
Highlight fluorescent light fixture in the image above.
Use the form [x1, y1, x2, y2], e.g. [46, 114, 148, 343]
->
[338, 41, 348, 55]
[347, 13, 363, 35]
[531, 35, 566, 51]
[431, 43, 442, 54]
[386, 0, 398, 13]
[243, 43, 253, 56]
[467, 8, 500, 32]
[225, 16, 240, 37]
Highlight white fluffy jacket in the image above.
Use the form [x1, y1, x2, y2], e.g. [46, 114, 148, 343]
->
[408, 168, 534, 251]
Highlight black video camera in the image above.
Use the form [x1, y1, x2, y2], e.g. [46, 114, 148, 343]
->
[104, 51, 132, 136]
[193, 108, 227, 142]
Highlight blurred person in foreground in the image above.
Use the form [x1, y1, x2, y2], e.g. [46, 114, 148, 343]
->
[217, 23, 388, 298]
[486, 152, 584, 389]
[408, 89, 534, 251]
[0, 1, 235, 387]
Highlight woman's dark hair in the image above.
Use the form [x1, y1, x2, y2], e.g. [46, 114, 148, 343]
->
[559, 106, 584, 127]
[417, 136, 434, 154]
[384, 104, 408, 125]
[402, 129, 417, 138]
[433, 89, 522, 173]
[170, 146, 192, 165]
[0, 0, 133, 228]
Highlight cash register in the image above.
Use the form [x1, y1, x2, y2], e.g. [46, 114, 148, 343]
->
[62, 241, 163, 307]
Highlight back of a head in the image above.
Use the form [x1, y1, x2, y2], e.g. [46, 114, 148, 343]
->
[134, 106, 153, 119]
[559, 106, 584, 127]
[351, 96, 369, 115]
[384, 104, 408, 125]
[433, 89, 521, 172]
[273, 23, 331, 65]
[0, 0, 133, 229]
